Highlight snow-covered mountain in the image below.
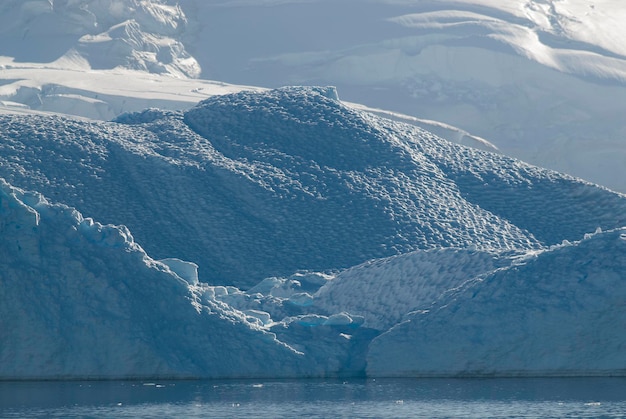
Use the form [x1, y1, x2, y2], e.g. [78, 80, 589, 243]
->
[1, 87, 625, 378]
[2, 0, 626, 193]
[0, 0, 198, 77]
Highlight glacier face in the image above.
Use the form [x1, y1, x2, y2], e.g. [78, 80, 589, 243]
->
[1, 87, 626, 379]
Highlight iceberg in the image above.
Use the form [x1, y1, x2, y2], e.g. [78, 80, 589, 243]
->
[1, 87, 625, 379]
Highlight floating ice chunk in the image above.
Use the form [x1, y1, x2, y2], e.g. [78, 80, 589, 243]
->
[159, 258, 199, 286]
[324, 312, 353, 326]
[288, 292, 314, 307]
[318, 86, 339, 101]
[295, 314, 327, 327]
[244, 310, 272, 326]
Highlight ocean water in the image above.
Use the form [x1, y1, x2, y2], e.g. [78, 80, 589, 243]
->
[1, 377, 625, 418]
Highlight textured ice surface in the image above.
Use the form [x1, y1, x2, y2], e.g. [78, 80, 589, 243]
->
[367, 229, 626, 377]
[1, 87, 625, 288]
[1, 87, 625, 379]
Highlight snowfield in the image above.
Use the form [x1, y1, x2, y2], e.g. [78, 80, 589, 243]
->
[1, 87, 625, 379]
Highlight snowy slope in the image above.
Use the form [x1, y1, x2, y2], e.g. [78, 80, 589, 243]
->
[366, 228, 626, 377]
[2, 87, 625, 288]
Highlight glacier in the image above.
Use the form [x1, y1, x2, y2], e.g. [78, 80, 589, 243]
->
[1, 87, 625, 379]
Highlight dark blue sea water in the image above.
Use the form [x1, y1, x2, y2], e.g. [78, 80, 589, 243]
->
[1, 378, 625, 418]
